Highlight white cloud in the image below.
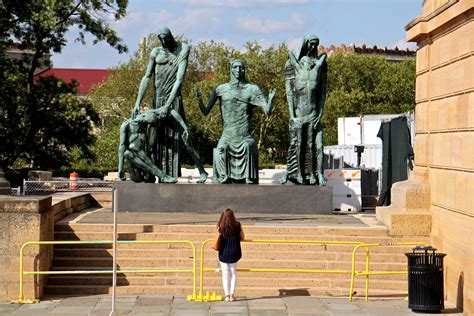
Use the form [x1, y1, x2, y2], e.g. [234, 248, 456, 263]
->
[171, 0, 309, 7]
[237, 13, 307, 34]
[195, 37, 239, 48]
[113, 9, 176, 38]
[175, 9, 221, 32]
[112, 8, 222, 39]
[392, 39, 418, 51]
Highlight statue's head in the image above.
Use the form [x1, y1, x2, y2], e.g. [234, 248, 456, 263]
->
[304, 34, 319, 55]
[230, 59, 246, 82]
[158, 27, 175, 49]
[295, 34, 319, 60]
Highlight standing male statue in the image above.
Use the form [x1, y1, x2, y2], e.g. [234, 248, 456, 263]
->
[195, 59, 276, 184]
[132, 27, 208, 183]
[280, 34, 328, 185]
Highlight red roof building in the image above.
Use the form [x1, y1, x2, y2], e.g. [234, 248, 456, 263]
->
[36, 68, 112, 95]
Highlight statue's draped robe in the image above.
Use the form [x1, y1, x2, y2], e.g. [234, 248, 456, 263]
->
[213, 82, 266, 183]
[152, 44, 189, 178]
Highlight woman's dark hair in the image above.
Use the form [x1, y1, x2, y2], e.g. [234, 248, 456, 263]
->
[217, 208, 240, 237]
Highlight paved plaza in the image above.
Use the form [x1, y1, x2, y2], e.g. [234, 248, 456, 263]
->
[0, 295, 463, 315]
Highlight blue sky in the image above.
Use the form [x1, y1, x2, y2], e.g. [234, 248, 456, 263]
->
[52, 0, 422, 69]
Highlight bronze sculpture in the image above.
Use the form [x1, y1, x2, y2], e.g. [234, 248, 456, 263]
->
[280, 34, 328, 186]
[196, 59, 276, 184]
[132, 27, 207, 183]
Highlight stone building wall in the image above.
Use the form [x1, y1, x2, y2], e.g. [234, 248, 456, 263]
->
[405, 0, 473, 313]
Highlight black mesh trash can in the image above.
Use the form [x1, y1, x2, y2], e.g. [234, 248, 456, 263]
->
[405, 246, 446, 313]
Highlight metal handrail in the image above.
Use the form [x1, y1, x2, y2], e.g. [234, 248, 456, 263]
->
[196, 238, 365, 302]
[349, 242, 426, 301]
[14, 240, 197, 304]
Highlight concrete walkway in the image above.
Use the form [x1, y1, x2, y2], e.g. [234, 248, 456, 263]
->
[58, 206, 384, 229]
[0, 295, 462, 315]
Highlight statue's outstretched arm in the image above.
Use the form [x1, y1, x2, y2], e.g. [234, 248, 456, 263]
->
[316, 55, 328, 121]
[195, 88, 218, 116]
[264, 88, 276, 115]
[252, 86, 276, 115]
[133, 48, 158, 118]
[288, 51, 301, 71]
[285, 60, 296, 119]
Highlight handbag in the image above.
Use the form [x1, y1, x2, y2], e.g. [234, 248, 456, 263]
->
[212, 232, 221, 251]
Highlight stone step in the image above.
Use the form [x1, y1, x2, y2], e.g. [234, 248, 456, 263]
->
[45, 270, 407, 282]
[54, 223, 390, 237]
[44, 284, 407, 297]
[46, 275, 407, 290]
[51, 258, 406, 271]
[52, 242, 421, 254]
[47, 218, 422, 298]
[52, 248, 410, 262]
[53, 231, 425, 245]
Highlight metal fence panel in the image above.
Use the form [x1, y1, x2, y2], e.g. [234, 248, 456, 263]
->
[23, 180, 113, 195]
[324, 144, 382, 170]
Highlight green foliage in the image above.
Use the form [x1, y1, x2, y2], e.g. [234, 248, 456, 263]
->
[0, 0, 129, 171]
[89, 40, 415, 169]
[0, 62, 100, 169]
[323, 53, 416, 145]
[0, 0, 128, 86]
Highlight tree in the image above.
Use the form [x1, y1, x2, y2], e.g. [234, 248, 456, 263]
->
[323, 53, 416, 145]
[0, 0, 129, 170]
[0, 0, 127, 89]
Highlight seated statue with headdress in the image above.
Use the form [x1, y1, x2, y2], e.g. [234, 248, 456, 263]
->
[195, 59, 276, 184]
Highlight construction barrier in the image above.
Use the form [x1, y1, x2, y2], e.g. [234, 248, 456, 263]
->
[13, 240, 197, 304]
[195, 238, 365, 302]
[69, 171, 78, 190]
[14, 239, 426, 303]
[349, 242, 426, 302]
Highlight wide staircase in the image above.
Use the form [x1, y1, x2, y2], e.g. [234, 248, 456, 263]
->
[45, 210, 428, 298]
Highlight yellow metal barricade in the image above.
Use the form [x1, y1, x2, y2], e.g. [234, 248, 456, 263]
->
[14, 240, 197, 304]
[195, 238, 364, 302]
[349, 242, 426, 302]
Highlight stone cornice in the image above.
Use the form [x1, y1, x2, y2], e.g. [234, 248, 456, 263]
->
[405, 0, 459, 31]
[405, 0, 474, 42]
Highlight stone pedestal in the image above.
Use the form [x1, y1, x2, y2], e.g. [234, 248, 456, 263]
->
[376, 179, 431, 237]
[114, 182, 333, 214]
[0, 167, 11, 195]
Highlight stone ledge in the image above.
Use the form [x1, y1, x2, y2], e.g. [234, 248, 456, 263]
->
[0, 196, 52, 214]
[376, 179, 432, 237]
[0, 193, 96, 302]
[390, 180, 431, 210]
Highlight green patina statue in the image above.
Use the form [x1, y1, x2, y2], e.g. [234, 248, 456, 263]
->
[132, 27, 207, 183]
[118, 108, 191, 183]
[196, 59, 276, 184]
[280, 34, 328, 186]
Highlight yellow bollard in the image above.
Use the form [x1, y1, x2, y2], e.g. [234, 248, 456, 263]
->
[11, 298, 39, 304]
[210, 291, 222, 301]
